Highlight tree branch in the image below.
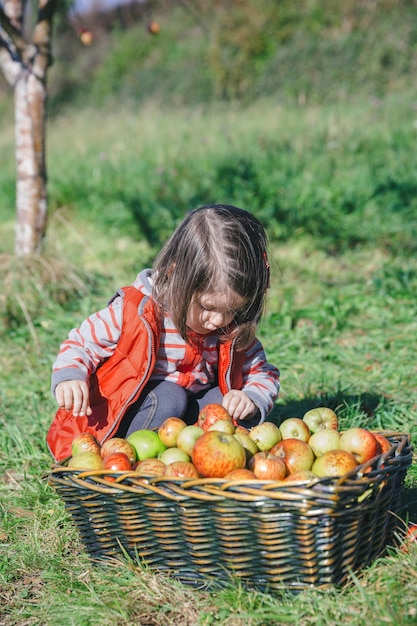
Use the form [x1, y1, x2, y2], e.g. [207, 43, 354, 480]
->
[0, 4, 26, 54]
[37, 0, 59, 23]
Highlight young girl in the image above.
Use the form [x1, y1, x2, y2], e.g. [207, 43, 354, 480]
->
[47, 204, 280, 461]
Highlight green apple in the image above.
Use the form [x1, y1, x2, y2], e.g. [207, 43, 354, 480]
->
[279, 417, 310, 442]
[302, 407, 338, 433]
[233, 431, 259, 461]
[208, 419, 236, 434]
[68, 451, 103, 470]
[176, 425, 204, 456]
[249, 422, 281, 451]
[159, 447, 190, 465]
[308, 430, 341, 457]
[127, 429, 166, 461]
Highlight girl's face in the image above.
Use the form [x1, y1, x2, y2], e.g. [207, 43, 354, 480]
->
[186, 290, 247, 335]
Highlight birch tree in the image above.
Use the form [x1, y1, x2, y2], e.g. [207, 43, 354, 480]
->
[0, 0, 58, 256]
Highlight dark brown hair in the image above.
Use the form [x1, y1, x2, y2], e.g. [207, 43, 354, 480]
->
[152, 204, 270, 349]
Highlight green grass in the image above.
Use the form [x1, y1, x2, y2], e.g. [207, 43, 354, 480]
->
[1, 93, 417, 624]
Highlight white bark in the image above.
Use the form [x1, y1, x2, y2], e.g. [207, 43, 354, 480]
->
[0, 0, 56, 256]
[14, 69, 48, 255]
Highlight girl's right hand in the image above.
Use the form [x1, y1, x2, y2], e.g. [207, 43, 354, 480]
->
[55, 380, 92, 417]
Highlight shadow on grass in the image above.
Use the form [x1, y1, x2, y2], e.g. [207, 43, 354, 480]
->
[268, 390, 382, 424]
[400, 488, 417, 523]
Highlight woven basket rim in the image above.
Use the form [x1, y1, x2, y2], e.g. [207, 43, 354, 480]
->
[48, 430, 413, 503]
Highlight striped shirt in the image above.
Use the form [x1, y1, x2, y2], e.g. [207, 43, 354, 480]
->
[51, 270, 280, 419]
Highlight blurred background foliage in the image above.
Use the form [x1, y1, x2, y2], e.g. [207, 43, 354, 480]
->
[32, 0, 417, 108]
[1, 0, 417, 254]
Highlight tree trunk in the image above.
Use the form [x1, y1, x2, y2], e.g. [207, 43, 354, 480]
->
[0, 0, 56, 256]
[14, 55, 48, 255]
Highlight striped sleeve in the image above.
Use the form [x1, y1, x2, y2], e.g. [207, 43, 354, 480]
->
[51, 297, 123, 393]
[240, 339, 280, 422]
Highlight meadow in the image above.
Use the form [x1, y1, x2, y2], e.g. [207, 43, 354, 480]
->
[1, 93, 417, 624]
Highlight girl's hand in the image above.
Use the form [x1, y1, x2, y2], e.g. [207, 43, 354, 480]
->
[55, 380, 92, 417]
[222, 390, 259, 421]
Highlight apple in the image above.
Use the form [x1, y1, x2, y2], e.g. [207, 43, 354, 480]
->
[283, 470, 317, 483]
[248, 452, 287, 480]
[159, 447, 190, 465]
[224, 468, 257, 480]
[302, 407, 339, 433]
[235, 425, 250, 435]
[308, 429, 341, 457]
[100, 437, 137, 465]
[374, 433, 392, 455]
[158, 417, 187, 447]
[68, 451, 104, 470]
[401, 523, 417, 553]
[102, 452, 132, 472]
[71, 432, 101, 456]
[134, 458, 166, 477]
[208, 419, 236, 434]
[233, 432, 259, 462]
[197, 403, 234, 431]
[270, 438, 315, 474]
[249, 422, 282, 451]
[339, 427, 378, 464]
[127, 429, 167, 461]
[192, 431, 246, 478]
[163, 461, 200, 479]
[279, 417, 311, 442]
[312, 449, 358, 477]
[176, 425, 204, 456]
[147, 20, 160, 35]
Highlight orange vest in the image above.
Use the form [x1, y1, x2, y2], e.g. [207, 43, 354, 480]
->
[46, 286, 243, 462]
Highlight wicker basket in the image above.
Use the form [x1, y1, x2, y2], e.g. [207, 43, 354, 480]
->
[48, 431, 413, 592]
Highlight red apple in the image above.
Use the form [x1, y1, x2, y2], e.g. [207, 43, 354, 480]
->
[163, 461, 200, 479]
[308, 429, 341, 457]
[71, 432, 101, 456]
[158, 417, 187, 447]
[68, 451, 104, 470]
[224, 468, 257, 480]
[339, 427, 378, 464]
[100, 437, 136, 465]
[312, 449, 358, 477]
[147, 20, 160, 35]
[176, 425, 204, 456]
[102, 452, 132, 471]
[248, 452, 287, 480]
[249, 422, 282, 451]
[401, 523, 417, 553]
[197, 403, 234, 431]
[270, 438, 315, 474]
[159, 447, 190, 465]
[279, 417, 311, 442]
[374, 433, 392, 455]
[302, 407, 339, 433]
[134, 458, 166, 477]
[192, 431, 246, 478]
[283, 470, 317, 483]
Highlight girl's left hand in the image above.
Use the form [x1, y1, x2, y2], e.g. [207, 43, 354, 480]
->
[222, 390, 259, 421]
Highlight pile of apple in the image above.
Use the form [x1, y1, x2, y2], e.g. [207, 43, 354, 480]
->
[67, 404, 392, 482]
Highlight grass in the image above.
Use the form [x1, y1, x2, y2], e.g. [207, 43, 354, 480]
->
[1, 94, 417, 624]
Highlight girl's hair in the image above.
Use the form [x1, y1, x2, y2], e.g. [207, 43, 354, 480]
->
[152, 204, 270, 349]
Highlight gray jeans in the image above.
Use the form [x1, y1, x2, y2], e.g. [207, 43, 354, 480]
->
[120, 381, 224, 437]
